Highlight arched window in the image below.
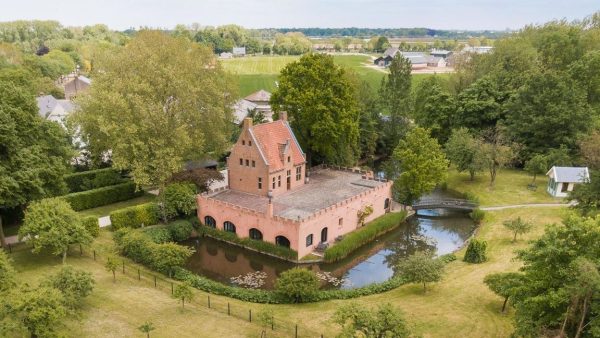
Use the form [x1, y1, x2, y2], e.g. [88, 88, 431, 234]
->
[275, 235, 290, 248]
[320, 227, 328, 243]
[249, 228, 263, 241]
[204, 216, 216, 228]
[384, 198, 390, 210]
[224, 221, 236, 233]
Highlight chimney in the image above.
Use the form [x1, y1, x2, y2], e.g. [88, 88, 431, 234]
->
[242, 117, 253, 130]
[279, 111, 288, 122]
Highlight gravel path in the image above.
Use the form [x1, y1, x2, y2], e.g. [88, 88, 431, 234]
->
[480, 202, 574, 211]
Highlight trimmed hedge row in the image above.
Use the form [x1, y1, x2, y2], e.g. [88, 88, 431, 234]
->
[64, 168, 125, 193]
[61, 181, 142, 211]
[323, 211, 408, 262]
[109, 203, 160, 230]
[142, 220, 194, 243]
[197, 226, 298, 260]
[81, 216, 100, 237]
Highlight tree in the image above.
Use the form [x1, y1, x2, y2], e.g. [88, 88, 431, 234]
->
[463, 239, 488, 263]
[510, 215, 600, 337]
[479, 127, 515, 186]
[545, 144, 573, 167]
[138, 321, 156, 338]
[151, 242, 194, 278]
[0, 72, 72, 248]
[484, 272, 526, 313]
[379, 54, 412, 154]
[270, 53, 359, 165]
[274, 268, 319, 303]
[390, 127, 449, 205]
[41, 265, 95, 309]
[503, 217, 533, 242]
[396, 251, 444, 292]
[159, 183, 197, 221]
[333, 302, 411, 338]
[257, 308, 275, 335]
[579, 131, 600, 169]
[172, 282, 194, 309]
[504, 71, 592, 157]
[569, 170, 600, 216]
[0, 250, 16, 292]
[412, 75, 456, 143]
[445, 128, 485, 181]
[105, 256, 119, 283]
[74, 30, 236, 190]
[373, 36, 390, 53]
[19, 198, 92, 264]
[167, 168, 223, 193]
[455, 76, 507, 132]
[524, 154, 548, 184]
[7, 286, 67, 338]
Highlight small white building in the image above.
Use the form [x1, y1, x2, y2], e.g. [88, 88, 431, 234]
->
[232, 47, 246, 56]
[546, 166, 590, 197]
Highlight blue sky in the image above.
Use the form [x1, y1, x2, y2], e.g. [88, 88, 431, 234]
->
[0, 0, 597, 30]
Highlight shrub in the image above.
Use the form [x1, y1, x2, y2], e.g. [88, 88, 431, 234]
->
[464, 239, 488, 263]
[324, 211, 407, 262]
[64, 168, 124, 193]
[81, 216, 100, 237]
[274, 268, 320, 303]
[143, 226, 172, 244]
[197, 225, 298, 260]
[41, 266, 95, 309]
[61, 181, 142, 211]
[151, 242, 194, 277]
[469, 208, 486, 225]
[168, 220, 194, 242]
[160, 183, 197, 220]
[110, 203, 160, 230]
[438, 253, 457, 264]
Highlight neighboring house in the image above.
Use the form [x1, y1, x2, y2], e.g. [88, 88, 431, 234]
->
[427, 56, 446, 67]
[58, 74, 91, 99]
[232, 99, 259, 125]
[244, 89, 273, 120]
[233, 47, 246, 56]
[373, 55, 393, 67]
[197, 114, 393, 258]
[430, 49, 453, 59]
[220, 52, 233, 59]
[36, 95, 76, 127]
[546, 166, 590, 197]
[374, 49, 435, 69]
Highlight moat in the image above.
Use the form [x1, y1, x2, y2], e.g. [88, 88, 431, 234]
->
[183, 194, 475, 290]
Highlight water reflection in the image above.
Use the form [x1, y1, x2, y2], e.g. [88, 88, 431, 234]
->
[183, 207, 474, 290]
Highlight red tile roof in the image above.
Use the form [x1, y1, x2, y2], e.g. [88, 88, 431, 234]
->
[250, 120, 305, 172]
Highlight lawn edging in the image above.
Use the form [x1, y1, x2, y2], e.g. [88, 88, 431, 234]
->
[323, 211, 408, 262]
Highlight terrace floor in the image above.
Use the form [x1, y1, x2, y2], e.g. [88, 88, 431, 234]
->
[207, 169, 386, 221]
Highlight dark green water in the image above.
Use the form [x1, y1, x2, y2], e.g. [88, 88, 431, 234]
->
[183, 204, 475, 289]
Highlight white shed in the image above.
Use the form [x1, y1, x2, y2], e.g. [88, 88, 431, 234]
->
[546, 166, 590, 197]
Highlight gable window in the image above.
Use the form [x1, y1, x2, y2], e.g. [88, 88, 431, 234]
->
[272, 177, 276, 189]
[249, 141, 252, 146]
[278, 175, 281, 187]
[296, 166, 301, 181]
[306, 234, 313, 247]
[252, 160, 255, 167]
[258, 177, 262, 189]
[245, 159, 249, 166]
[242, 140, 245, 145]
[239, 158, 243, 165]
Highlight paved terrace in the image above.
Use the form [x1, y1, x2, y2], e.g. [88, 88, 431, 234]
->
[207, 168, 386, 221]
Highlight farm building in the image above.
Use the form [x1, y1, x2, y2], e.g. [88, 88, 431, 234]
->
[233, 47, 246, 56]
[197, 114, 393, 258]
[58, 74, 91, 99]
[546, 166, 590, 197]
[427, 56, 446, 67]
[430, 49, 453, 59]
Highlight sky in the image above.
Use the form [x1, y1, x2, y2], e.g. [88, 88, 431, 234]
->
[0, 0, 598, 31]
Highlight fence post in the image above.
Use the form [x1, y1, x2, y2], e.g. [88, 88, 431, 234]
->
[295, 325, 298, 338]
[79, 244, 82, 256]
[93, 250, 96, 261]
[227, 303, 230, 315]
[271, 317, 274, 330]
[249, 309, 252, 322]
[208, 296, 211, 308]
[154, 276, 157, 287]
[138, 269, 141, 281]
[171, 282, 174, 294]
[122, 261, 125, 273]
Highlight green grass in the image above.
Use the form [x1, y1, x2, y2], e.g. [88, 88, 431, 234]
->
[221, 55, 300, 74]
[78, 193, 157, 218]
[446, 168, 563, 207]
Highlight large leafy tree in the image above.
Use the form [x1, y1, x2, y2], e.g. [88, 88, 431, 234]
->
[0, 251, 15, 292]
[396, 251, 445, 292]
[391, 127, 449, 205]
[569, 170, 600, 216]
[41, 265, 95, 310]
[412, 75, 456, 143]
[445, 128, 484, 181]
[379, 54, 412, 154]
[505, 71, 592, 157]
[19, 198, 92, 264]
[579, 130, 600, 169]
[271, 53, 359, 165]
[0, 71, 72, 248]
[74, 30, 236, 189]
[484, 272, 526, 313]
[455, 76, 507, 132]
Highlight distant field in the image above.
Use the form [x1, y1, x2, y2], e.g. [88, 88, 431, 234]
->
[223, 54, 449, 97]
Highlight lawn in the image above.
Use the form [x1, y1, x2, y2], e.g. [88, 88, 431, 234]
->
[446, 168, 563, 207]
[78, 193, 157, 218]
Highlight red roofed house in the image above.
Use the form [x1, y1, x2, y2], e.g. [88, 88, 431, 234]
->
[197, 113, 393, 258]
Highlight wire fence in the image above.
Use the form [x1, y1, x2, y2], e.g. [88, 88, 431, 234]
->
[4, 241, 327, 338]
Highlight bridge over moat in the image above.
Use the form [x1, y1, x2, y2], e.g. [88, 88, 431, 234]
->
[412, 198, 479, 212]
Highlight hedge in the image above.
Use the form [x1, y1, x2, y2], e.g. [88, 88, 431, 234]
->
[197, 226, 298, 261]
[61, 181, 142, 211]
[110, 202, 160, 230]
[81, 216, 100, 237]
[323, 211, 407, 262]
[142, 220, 194, 243]
[64, 168, 125, 193]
